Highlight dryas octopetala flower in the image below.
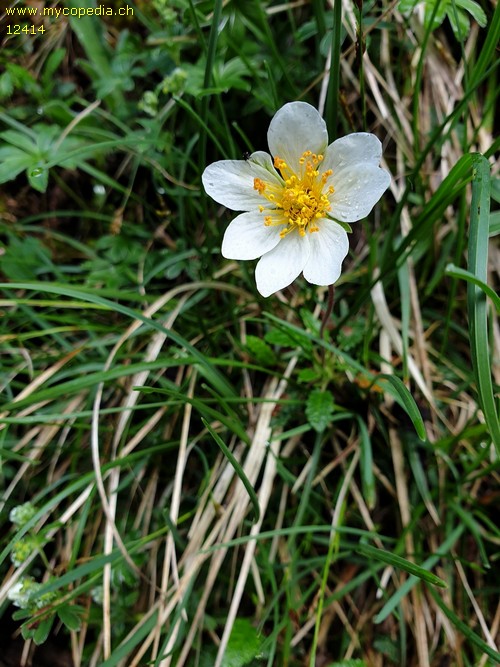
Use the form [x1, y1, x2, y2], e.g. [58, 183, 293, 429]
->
[202, 101, 390, 297]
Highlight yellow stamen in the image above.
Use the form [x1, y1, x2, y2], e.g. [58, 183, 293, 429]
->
[254, 150, 335, 239]
[253, 178, 266, 194]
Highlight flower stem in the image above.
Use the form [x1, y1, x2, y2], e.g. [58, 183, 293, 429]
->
[319, 284, 335, 339]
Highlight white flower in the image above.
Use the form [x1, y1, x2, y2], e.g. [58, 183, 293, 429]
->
[202, 101, 391, 297]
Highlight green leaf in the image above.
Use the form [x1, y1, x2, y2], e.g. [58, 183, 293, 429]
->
[0, 146, 33, 183]
[245, 335, 277, 366]
[357, 543, 447, 588]
[306, 389, 334, 433]
[489, 210, 500, 236]
[328, 661, 366, 667]
[375, 375, 427, 441]
[428, 587, 500, 663]
[446, 6, 470, 40]
[456, 0, 487, 26]
[375, 525, 465, 623]
[445, 264, 500, 313]
[328, 216, 353, 233]
[221, 618, 262, 667]
[357, 417, 375, 509]
[297, 368, 320, 383]
[398, 0, 418, 11]
[32, 616, 54, 645]
[0, 70, 14, 99]
[27, 165, 49, 193]
[423, 0, 448, 30]
[57, 604, 83, 631]
[491, 177, 500, 203]
[0, 235, 52, 280]
[202, 419, 260, 523]
[0, 129, 37, 153]
[264, 328, 297, 347]
[467, 155, 500, 455]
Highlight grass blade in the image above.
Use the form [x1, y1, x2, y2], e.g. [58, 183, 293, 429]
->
[357, 543, 447, 588]
[428, 587, 500, 663]
[467, 155, 500, 455]
[445, 263, 500, 313]
[202, 418, 260, 523]
[374, 375, 427, 441]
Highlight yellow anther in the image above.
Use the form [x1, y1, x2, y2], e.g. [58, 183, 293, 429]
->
[257, 147, 335, 238]
[321, 169, 333, 183]
[254, 178, 266, 193]
[274, 157, 288, 172]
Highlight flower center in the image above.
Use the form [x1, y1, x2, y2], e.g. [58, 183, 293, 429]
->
[253, 151, 334, 238]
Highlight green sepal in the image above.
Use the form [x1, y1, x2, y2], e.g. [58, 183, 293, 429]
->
[326, 215, 353, 233]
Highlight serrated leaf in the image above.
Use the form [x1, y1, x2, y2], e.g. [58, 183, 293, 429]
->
[300, 307, 320, 334]
[245, 335, 277, 366]
[264, 323, 312, 353]
[306, 389, 334, 433]
[264, 328, 296, 347]
[297, 368, 319, 383]
[221, 618, 262, 667]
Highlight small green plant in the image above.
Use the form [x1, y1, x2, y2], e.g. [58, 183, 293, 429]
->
[0, 123, 98, 192]
[399, 0, 487, 39]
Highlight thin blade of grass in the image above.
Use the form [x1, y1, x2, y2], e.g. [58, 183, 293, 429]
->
[357, 543, 447, 588]
[0, 282, 236, 399]
[428, 586, 500, 663]
[202, 418, 260, 523]
[467, 155, 500, 455]
[445, 263, 500, 313]
[374, 375, 427, 441]
[375, 524, 465, 623]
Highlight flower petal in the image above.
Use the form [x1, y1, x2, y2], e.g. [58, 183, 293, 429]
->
[328, 163, 391, 222]
[267, 102, 328, 174]
[221, 211, 282, 260]
[255, 233, 310, 297]
[202, 151, 282, 212]
[321, 133, 390, 222]
[302, 220, 349, 286]
[323, 132, 384, 170]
